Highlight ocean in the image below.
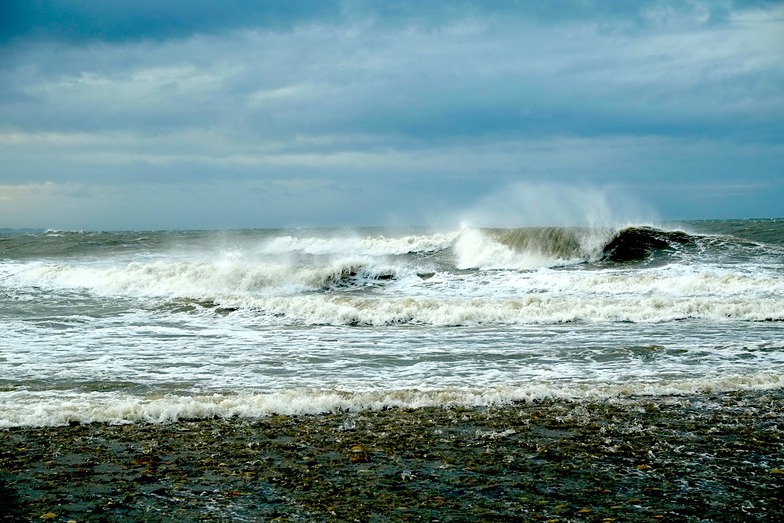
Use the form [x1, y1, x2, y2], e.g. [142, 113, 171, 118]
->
[1, 219, 783, 428]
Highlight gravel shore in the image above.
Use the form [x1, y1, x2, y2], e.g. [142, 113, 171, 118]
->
[2, 390, 783, 522]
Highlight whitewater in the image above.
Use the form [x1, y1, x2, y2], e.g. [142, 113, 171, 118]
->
[1, 220, 783, 427]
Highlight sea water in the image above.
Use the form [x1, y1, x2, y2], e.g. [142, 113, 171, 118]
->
[1, 220, 782, 427]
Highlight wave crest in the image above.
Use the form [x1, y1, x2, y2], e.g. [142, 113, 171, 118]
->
[601, 227, 695, 262]
[455, 226, 609, 269]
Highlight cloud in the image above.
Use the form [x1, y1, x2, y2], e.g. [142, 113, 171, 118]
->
[0, 0, 782, 229]
[3, 1, 777, 44]
[0, 0, 337, 44]
[4, 15, 778, 141]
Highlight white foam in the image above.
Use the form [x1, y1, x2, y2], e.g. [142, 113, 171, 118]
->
[222, 293, 784, 325]
[262, 232, 457, 257]
[8, 257, 783, 325]
[2, 373, 782, 427]
[3, 226, 783, 428]
[4, 256, 405, 298]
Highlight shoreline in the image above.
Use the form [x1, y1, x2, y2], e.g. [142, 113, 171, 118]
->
[2, 390, 783, 522]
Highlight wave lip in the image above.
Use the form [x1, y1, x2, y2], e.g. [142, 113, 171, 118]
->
[453, 225, 696, 270]
[600, 226, 695, 263]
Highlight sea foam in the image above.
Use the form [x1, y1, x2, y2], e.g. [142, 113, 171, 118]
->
[3, 372, 783, 428]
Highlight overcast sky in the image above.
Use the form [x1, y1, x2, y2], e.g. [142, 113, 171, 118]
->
[1, 1, 782, 230]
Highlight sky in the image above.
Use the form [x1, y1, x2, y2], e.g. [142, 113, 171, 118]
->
[0, 0, 782, 230]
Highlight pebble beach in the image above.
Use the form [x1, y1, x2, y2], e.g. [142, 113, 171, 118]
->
[2, 389, 783, 522]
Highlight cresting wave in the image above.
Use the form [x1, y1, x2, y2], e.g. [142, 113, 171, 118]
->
[3, 225, 783, 325]
[453, 225, 708, 269]
[3, 373, 783, 428]
[0, 224, 702, 264]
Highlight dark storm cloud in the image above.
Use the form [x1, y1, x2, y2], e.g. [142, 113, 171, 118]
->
[0, 0, 334, 43]
[2, 0, 775, 44]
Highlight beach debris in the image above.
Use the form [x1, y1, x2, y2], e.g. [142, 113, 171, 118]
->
[349, 444, 369, 463]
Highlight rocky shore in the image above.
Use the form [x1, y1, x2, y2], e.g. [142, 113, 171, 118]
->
[2, 390, 783, 522]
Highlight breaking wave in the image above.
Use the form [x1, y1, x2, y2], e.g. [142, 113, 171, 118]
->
[4, 223, 781, 327]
